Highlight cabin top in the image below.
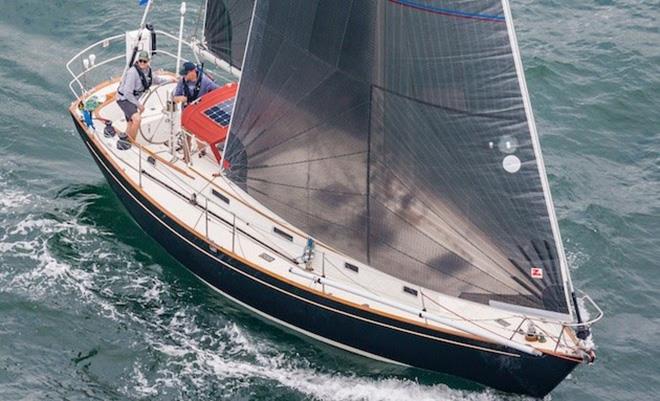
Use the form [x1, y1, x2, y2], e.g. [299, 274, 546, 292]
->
[181, 82, 238, 163]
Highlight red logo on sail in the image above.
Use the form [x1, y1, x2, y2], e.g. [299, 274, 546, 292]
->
[530, 267, 544, 279]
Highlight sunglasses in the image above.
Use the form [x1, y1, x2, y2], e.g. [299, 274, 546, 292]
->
[138, 59, 149, 63]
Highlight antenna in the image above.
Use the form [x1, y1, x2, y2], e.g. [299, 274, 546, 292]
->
[176, 2, 187, 73]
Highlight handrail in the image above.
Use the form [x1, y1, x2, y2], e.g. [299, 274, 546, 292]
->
[66, 33, 125, 90]
[563, 290, 604, 327]
[68, 54, 126, 98]
[67, 30, 195, 99]
[67, 34, 125, 98]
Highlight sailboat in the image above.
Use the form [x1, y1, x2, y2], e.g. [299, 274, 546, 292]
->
[66, 0, 602, 397]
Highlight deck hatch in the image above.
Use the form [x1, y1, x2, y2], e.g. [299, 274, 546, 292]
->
[211, 188, 230, 204]
[344, 262, 359, 273]
[273, 227, 293, 241]
[403, 286, 418, 297]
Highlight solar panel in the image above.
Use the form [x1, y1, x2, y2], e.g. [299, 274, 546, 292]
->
[203, 99, 234, 127]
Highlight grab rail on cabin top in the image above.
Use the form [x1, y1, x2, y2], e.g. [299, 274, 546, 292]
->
[66, 30, 234, 100]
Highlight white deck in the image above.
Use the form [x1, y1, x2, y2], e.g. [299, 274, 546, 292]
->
[72, 80, 587, 361]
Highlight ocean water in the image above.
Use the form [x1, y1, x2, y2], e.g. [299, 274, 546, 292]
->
[0, 1, 658, 400]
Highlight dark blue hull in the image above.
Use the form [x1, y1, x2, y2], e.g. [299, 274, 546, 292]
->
[71, 113, 579, 397]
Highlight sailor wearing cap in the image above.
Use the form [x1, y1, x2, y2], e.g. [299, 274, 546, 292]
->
[173, 62, 219, 105]
[116, 51, 173, 141]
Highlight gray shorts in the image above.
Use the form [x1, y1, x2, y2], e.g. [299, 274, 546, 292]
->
[117, 99, 138, 121]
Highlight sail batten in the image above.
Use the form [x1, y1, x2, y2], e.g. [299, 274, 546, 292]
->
[226, 0, 573, 317]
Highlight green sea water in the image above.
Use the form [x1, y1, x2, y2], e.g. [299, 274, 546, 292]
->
[0, 1, 658, 400]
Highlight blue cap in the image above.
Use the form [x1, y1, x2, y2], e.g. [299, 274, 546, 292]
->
[179, 62, 196, 76]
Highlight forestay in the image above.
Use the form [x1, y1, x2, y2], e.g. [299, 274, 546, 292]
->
[224, 0, 574, 318]
[203, 0, 255, 69]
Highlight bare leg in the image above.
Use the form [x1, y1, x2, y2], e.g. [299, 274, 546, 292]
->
[196, 140, 207, 157]
[126, 112, 142, 141]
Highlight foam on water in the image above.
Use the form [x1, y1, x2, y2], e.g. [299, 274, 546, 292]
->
[129, 312, 521, 401]
[565, 247, 590, 271]
[0, 178, 123, 322]
[0, 189, 33, 214]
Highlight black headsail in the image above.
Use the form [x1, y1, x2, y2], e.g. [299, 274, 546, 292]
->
[225, 0, 574, 318]
[203, 0, 255, 69]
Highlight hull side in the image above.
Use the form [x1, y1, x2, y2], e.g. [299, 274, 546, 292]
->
[71, 113, 579, 397]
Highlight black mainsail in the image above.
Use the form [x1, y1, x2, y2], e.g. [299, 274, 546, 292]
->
[225, 0, 574, 318]
[202, 0, 255, 70]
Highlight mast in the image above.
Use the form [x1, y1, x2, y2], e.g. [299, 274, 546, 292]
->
[220, 0, 257, 171]
[124, 0, 155, 75]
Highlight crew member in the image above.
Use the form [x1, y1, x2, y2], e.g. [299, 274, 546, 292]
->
[116, 51, 173, 141]
[173, 62, 219, 105]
